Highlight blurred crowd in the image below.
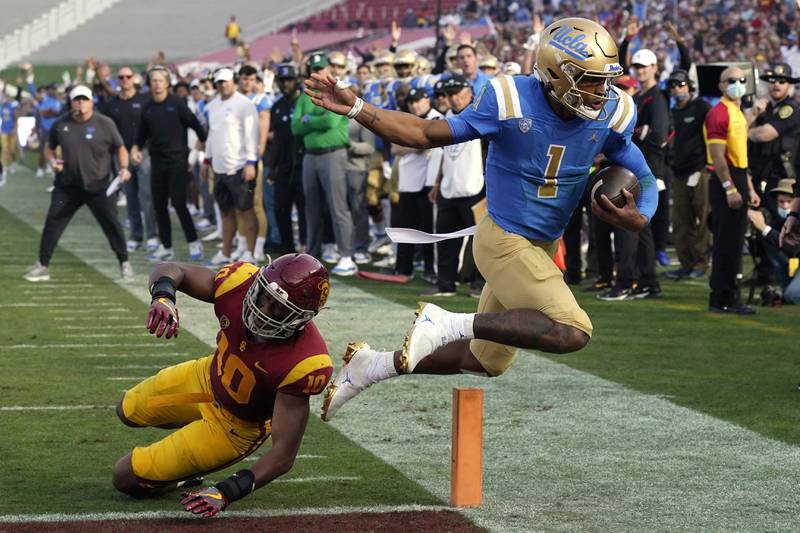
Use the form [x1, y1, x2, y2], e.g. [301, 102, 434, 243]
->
[2, 0, 799, 306]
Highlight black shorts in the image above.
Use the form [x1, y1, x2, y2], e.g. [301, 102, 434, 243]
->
[214, 169, 255, 212]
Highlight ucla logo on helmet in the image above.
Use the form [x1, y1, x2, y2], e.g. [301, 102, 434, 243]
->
[550, 26, 591, 60]
[518, 118, 533, 133]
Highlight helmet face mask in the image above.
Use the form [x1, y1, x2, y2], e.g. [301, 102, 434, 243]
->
[535, 17, 624, 121]
[241, 254, 329, 340]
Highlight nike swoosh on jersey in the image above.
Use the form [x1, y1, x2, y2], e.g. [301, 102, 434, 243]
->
[254, 361, 269, 375]
[200, 491, 223, 500]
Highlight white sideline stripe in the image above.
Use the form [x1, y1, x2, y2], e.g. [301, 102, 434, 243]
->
[59, 325, 144, 330]
[4, 343, 158, 349]
[23, 284, 95, 292]
[0, 504, 449, 523]
[0, 405, 113, 411]
[107, 377, 148, 381]
[65, 333, 149, 338]
[244, 454, 327, 461]
[82, 352, 191, 358]
[31, 296, 105, 300]
[55, 317, 137, 321]
[48, 308, 128, 313]
[8, 302, 124, 307]
[274, 476, 360, 484]
[93, 365, 164, 369]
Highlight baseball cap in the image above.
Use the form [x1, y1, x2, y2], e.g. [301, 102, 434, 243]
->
[433, 79, 447, 97]
[443, 74, 470, 94]
[309, 52, 329, 70]
[614, 74, 639, 90]
[189, 79, 200, 89]
[213, 67, 234, 83]
[406, 87, 429, 101]
[631, 49, 657, 67]
[276, 63, 297, 79]
[69, 85, 92, 100]
[668, 69, 690, 84]
[770, 178, 796, 195]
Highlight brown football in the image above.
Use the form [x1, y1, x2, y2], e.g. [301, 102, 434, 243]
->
[589, 165, 641, 208]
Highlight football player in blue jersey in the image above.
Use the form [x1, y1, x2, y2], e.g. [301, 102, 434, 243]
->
[306, 18, 660, 421]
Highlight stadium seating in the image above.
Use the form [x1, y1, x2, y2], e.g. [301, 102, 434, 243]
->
[286, 0, 463, 32]
[0, 0, 64, 38]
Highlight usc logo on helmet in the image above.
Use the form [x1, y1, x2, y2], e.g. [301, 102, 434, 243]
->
[317, 279, 330, 309]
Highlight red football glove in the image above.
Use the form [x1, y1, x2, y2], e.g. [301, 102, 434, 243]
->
[180, 487, 228, 518]
[146, 297, 179, 338]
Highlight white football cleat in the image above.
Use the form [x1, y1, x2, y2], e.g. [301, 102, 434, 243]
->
[401, 302, 461, 374]
[321, 342, 376, 422]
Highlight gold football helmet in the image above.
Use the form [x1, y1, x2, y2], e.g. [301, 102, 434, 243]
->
[328, 51, 346, 67]
[394, 49, 418, 66]
[417, 56, 432, 75]
[535, 17, 623, 120]
[479, 55, 499, 69]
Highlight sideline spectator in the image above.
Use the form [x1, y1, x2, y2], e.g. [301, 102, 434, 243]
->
[0, 89, 20, 186]
[100, 66, 158, 253]
[268, 64, 307, 255]
[24, 86, 133, 282]
[291, 53, 354, 276]
[36, 83, 64, 178]
[423, 75, 485, 298]
[705, 66, 761, 315]
[666, 69, 711, 280]
[225, 16, 241, 46]
[345, 85, 375, 265]
[203, 67, 260, 266]
[456, 44, 490, 95]
[747, 179, 800, 301]
[132, 66, 207, 262]
[393, 87, 442, 280]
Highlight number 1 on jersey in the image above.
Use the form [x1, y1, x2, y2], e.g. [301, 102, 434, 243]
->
[540, 144, 565, 198]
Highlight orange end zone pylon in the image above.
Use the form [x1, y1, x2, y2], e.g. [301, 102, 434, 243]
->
[451, 387, 483, 507]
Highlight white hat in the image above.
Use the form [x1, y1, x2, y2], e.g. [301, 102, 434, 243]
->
[631, 49, 657, 67]
[69, 85, 93, 100]
[213, 67, 234, 83]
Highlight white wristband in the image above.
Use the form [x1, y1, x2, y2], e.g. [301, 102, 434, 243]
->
[347, 97, 364, 119]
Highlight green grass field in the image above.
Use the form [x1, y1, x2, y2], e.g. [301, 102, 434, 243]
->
[1, 165, 799, 531]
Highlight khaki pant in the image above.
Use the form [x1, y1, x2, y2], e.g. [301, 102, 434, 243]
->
[671, 171, 711, 271]
[469, 216, 593, 377]
[0, 132, 18, 169]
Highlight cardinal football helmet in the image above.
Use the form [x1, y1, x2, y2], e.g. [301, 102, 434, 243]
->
[242, 254, 329, 339]
[535, 17, 623, 120]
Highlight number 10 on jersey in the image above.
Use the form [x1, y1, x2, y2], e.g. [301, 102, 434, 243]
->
[539, 144, 565, 198]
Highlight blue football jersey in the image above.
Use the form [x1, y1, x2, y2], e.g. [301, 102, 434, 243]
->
[447, 75, 657, 241]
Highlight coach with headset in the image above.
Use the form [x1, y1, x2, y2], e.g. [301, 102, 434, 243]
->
[666, 69, 712, 280]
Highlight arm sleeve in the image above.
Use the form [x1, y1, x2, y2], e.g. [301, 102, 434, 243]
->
[677, 40, 692, 71]
[618, 39, 630, 70]
[180, 100, 207, 142]
[638, 92, 670, 153]
[704, 105, 728, 143]
[349, 125, 376, 155]
[445, 82, 501, 143]
[602, 109, 659, 221]
[136, 106, 149, 147]
[763, 107, 800, 137]
[291, 95, 311, 136]
[48, 122, 59, 150]
[243, 102, 259, 163]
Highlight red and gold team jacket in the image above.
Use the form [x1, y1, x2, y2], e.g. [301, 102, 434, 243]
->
[209, 261, 332, 423]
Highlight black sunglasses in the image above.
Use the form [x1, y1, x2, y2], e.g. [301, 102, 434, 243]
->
[725, 77, 747, 84]
[766, 77, 789, 84]
[118, 74, 133, 80]
[668, 80, 687, 88]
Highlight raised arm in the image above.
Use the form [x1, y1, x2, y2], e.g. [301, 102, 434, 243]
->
[304, 72, 453, 149]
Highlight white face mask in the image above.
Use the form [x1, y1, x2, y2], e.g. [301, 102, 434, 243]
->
[725, 81, 747, 99]
[778, 207, 790, 218]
